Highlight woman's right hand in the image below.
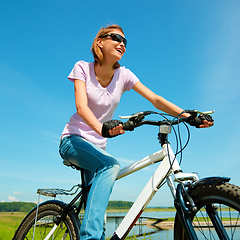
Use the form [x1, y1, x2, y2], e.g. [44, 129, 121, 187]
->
[102, 120, 125, 138]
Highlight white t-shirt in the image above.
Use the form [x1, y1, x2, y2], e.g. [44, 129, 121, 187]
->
[61, 61, 139, 149]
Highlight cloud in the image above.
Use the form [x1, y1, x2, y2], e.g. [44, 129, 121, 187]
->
[8, 196, 17, 201]
[34, 198, 44, 204]
[14, 191, 22, 195]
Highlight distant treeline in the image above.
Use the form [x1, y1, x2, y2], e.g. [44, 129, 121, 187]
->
[0, 201, 133, 212]
[0, 202, 36, 212]
[107, 201, 133, 209]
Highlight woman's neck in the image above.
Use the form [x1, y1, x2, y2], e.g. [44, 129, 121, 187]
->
[94, 62, 115, 88]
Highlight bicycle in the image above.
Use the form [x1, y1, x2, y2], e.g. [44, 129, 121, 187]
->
[13, 110, 240, 240]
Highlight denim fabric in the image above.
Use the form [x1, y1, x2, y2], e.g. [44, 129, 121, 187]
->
[59, 135, 120, 240]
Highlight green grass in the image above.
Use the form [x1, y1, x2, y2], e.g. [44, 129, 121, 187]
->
[0, 212, 26, 239]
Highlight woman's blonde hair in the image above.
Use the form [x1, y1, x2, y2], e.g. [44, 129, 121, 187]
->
[91, 24, 125, 69]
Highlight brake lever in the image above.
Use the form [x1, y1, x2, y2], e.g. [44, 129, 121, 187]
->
[119, 111, 145, 120]
[196, 110, 215, 115]
[119, 111, 155, 120]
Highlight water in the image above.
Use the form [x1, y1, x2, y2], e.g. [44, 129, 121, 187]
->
[105, 211, 175, 240]
[104, 211, 240, 240]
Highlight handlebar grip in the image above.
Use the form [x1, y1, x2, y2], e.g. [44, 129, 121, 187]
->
[194, 117, 203, 127]
[122, 120, 135, 131]
[187, 116, 203, 128]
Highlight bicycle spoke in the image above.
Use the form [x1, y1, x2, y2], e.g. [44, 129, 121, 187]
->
[193, 203, 240, 240]
[194, 209, 216, 240]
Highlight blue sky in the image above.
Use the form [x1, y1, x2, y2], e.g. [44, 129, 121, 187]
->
[0, 0, 240, 207]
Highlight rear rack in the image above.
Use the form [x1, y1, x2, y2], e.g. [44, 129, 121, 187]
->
[37, 184, 82, 197]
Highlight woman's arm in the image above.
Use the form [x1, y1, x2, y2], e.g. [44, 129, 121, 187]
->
[133, 81, 213, 128]
[133, 81, 189, 117]
[74, 80, 103, 136]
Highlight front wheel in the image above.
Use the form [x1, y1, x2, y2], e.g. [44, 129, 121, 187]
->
[13, 200, 80, 240]
[174, 182, 240, 240]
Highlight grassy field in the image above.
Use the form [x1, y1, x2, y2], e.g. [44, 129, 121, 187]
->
[0, 212, 26, 239]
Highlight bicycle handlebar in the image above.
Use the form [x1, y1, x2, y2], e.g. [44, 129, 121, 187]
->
[122, 118, 189, 131]
[121, 110, 214, 131]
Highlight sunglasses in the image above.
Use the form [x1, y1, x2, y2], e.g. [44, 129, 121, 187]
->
[101, 33, 127, 47]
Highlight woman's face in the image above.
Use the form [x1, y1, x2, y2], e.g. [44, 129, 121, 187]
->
[98, 29, 126, 64]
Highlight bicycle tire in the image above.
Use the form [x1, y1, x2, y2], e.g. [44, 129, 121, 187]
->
[13, 200, 80, 240]
[174, 182, 240, 240]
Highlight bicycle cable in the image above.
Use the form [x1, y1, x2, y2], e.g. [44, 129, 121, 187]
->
[158, 111, 191, 187]
[154, 113, 181, 189]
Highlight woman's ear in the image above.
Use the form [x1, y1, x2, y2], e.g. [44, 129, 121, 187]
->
[97, 38, 104, 49]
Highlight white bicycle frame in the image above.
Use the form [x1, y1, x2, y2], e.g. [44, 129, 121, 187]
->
[113, 142, 199, 239]
[41, 141, 199, 240]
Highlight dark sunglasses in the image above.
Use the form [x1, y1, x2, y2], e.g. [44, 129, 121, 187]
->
[101, 33, 127, 47]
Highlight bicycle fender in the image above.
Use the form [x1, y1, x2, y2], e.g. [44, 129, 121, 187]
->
[39, 199, 67, 207]
[188, 176, 230, 191]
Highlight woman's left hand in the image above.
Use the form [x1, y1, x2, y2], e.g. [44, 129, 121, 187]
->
[198, 114, 214, 128]
[199, 119, 214, 128]
[186, 112, 214, 128]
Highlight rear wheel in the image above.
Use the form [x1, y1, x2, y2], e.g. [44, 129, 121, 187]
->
[13, 200, 80, 240]
[174, 182, 240, 240]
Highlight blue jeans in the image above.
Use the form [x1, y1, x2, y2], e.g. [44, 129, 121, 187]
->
[59, 135, 120, 240]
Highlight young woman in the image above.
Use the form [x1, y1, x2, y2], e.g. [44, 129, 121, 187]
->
[59, 24, 213, 240]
